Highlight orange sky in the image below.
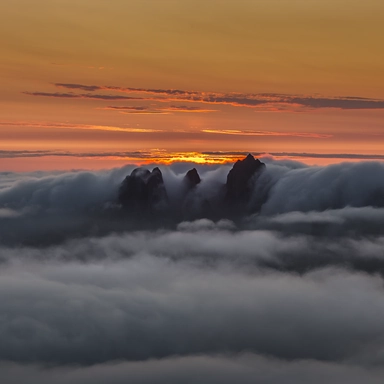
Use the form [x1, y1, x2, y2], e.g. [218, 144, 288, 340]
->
[1, 0, 384, 171]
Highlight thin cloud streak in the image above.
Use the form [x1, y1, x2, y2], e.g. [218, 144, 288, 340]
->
[0, 121, 329, 139]
[102, 105, 218, 114]
[99, 106, 171, 114]
[23, 92, 142, 101]
[101, 106, 148, 111]
[267, 152, 384, 160]
[0, 150, 237, 164]
[161, 105, 218, 113]
[55, 83, 200, 96]
[2, 149, 384, 162]
[0, 121, 160, 133]
[205, 151, 384, 161]
[120, 111, 171, 115]
[47, 83, 384, 110]
[202, 129, 332, 139]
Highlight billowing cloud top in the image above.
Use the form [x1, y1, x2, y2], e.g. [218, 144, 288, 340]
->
[2, 158, 384, 383]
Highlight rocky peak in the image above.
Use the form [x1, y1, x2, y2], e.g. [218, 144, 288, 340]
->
[118, 154, 266, 219]
[147, 167, 163, 190]
[225, 153, 265, 203]
[118, 167, 168, 212]
[183, 168, 201, 188]
[130, 167, 151, 179]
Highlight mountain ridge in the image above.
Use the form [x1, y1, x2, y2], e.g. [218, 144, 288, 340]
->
[118, 154, 266, 219]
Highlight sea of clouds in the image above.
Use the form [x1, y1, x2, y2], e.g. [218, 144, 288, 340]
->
[2, 158, 384, 383]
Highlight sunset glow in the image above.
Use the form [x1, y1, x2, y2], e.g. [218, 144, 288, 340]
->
[3, 3, 384, 382]
[1, 0, 384, 171]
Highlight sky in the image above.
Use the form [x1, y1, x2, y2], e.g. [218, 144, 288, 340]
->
[3, 4, 384, 382]
[1, 0, 384, 170]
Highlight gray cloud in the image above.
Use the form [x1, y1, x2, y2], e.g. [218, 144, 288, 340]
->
[257, 161, 384, 214]
[45, 83, 384, 110]
[290, 96, 384, 109]
[102, 105, 218, 114]
[54, 83, 200, 96]
[203, 151, 384, 160]
[0, 150, 160, 159]
[263, 152, 384, 160]
[2, 355, 384, 384]
[2, 160, 384, 245]
[102, 106, 148, 111]
[1, 244, 384, 365]
[2, 159, 384, 381]
[23, 92, 142, 101]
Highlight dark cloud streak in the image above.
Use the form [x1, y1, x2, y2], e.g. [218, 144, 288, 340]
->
[40, 83, 384, 110]
[23, 92, 142, 101]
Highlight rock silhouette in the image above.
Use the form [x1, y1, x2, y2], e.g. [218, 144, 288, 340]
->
[183, 168, 201, 189]
[224, 154, 266, 216]
[225, 154, 266, 203]
[118, 167, 168, 214]
[118, 154, 266, 220]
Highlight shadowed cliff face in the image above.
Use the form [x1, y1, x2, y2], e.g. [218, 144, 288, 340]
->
[226, 154, 266, 202]
[118, 154, 266, 220]
[225, 154, 266, 216]
[118, 167, 168, 214]
[183, 168, 201, 188]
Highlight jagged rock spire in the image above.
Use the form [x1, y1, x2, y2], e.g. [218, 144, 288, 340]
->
[118, 167, 168, 213]
[184, 168, 201, 188]
[118, 154, 266, 219]
[225, 153, 266, 203]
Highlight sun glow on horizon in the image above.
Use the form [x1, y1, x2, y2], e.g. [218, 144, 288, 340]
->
[1, 0, 384, 171]
[3, 149, 384, 172]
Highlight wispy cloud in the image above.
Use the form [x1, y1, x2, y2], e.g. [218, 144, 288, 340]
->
[102, 105, 218, 114]
[201, 129, 332, 139]
[100, 106, 170, 115]
[54, 83, 199, 96]
[2, 149, 384, 163]
[44, 83, 384, 110]
[101, 106, 148, 111]
[0, 150, 149, 159]
[23, 92, 142, 101]
[0, 121, 328, 139]
[0, 150, 238, 164]
[264, 152, 384, 160]
[120, 111, 170, 115]
[161, 105, 218, 113]
[0, 121, 160, 133]
[204, 151, 384, 160]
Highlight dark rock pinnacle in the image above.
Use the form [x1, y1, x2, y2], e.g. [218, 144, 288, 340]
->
[225, 153, 266, 203]
[183, 168, 201, 188]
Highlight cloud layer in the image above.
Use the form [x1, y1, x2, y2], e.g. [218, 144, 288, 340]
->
[2, 231, 384, 362]
[2, 159, 384, 244]
[3, 355, 384, 384]
[2, 159, 384, 382]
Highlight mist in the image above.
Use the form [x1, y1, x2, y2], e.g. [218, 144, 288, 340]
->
[2, 158, 384, 383]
